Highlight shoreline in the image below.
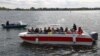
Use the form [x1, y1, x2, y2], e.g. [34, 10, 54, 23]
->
[0, 9, 100, 11]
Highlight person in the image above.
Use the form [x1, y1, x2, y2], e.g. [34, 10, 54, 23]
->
[6, 21, 9, 25]
[31, 27, 34, 32]
[56, 28, 59, 32]
[73, 24, 77, 31]
[66, 28, 76, 34]
[39, 28, 42, 33]
[51, 27, 55, 33]
[77, 27, 83, 34]
[28, 29, 31, 32]
[55, 28, 60, 33]
[65, 27, 68, 32]
[28, 27, 33, 33]
[59, 27, 64, 34]
[34, 28, 39, 33]
[47, 27, 51, 32]
[44, 27, 47, 34]
[59, 27, 64, 32]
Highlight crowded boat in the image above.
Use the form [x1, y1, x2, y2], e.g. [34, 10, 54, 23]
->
[27, 24, 83, 35]
[19, 24, 98, 46]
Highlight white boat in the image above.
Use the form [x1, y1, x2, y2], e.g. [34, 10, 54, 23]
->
[19, 26, 98, 46]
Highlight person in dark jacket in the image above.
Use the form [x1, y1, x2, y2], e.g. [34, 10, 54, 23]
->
[60, 27, 64, 32]
[47, 27, 51, 32]
[56, 28, 59, 32]
[6, 21, 9, 25]
[73, 24, 77, 31]
[65, 27, 68, 32]
[34, 28, 39, 33]
[44, 27, 48, 34]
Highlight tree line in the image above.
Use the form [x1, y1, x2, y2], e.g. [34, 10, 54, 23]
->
[0, 7, 100, 11]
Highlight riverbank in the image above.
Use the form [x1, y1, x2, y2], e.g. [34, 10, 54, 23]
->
[0, 9, 100, 11]
[0, 7, 100, 11]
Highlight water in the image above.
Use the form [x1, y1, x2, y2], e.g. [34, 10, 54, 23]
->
[0, 10, 100, 56]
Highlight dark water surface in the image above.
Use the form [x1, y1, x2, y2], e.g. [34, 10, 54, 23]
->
[0, 11, 100, 56]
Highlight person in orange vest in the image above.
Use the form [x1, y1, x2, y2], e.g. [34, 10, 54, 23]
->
[77, 27, 83, 34]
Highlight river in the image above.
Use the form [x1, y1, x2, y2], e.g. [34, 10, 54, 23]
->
[0, 10, 100, 56]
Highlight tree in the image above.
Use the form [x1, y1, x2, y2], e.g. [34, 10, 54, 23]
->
[30, 7, 35, 10]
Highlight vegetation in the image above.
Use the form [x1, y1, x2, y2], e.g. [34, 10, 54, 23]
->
[0, 7, 11, 10]
[0, 7, 100, 11]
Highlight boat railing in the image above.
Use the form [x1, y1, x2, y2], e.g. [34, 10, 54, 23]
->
[26, 32, 79, 38]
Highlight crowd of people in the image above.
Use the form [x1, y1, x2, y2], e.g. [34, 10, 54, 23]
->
[28, 24, 83, 34]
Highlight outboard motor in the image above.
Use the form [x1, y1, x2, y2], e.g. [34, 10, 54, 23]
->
[90, 32, 98, 45]
[90, 32, 98, 40]
[1, 24, 5, 27]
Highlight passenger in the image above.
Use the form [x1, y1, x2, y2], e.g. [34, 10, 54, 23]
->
[51, 28, 55, 33]
[31, 27, 34, 32]
[55, 28, 60, 33]
[73, 24, 77, 31]
[6, 21, 9, 25]
[27, 27, 34, 33]
[44, 27, 47, 34]
[59, 27, 64, 32]
[39, 28, 42, 33]
[77, 27, 83, 34]
[66, 28, 74, 34]
[70, 28, 75, 32]
[65, 27, 68, 32]
[28, 28, 31, 32]
[56, 28, 59, 32]
[34, 28, 39, 33]
[47, 27, 51, 32]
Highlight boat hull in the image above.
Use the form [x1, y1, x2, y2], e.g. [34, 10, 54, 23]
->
[1, 24, 27, 29]
[21, 39, 92, 45]
[19, 33, 93, 45]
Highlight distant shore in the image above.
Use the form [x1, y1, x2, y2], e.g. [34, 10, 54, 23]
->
[0, 7, 100, 11]
[0, 9, 100, 11]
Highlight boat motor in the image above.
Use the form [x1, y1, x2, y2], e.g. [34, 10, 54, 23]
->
[90, 32, 98, 45]
[90, 32, 98, 40]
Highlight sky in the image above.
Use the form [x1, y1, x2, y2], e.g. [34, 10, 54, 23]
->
[0, 0, 100, 8]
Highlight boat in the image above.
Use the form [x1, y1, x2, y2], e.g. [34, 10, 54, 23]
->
[1, 21, 27, 29]
[18, 25, 98, 46]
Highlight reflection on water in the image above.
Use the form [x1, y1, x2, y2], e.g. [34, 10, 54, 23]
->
[20, 42, 98, 56]
[1, 28, 27, 31]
